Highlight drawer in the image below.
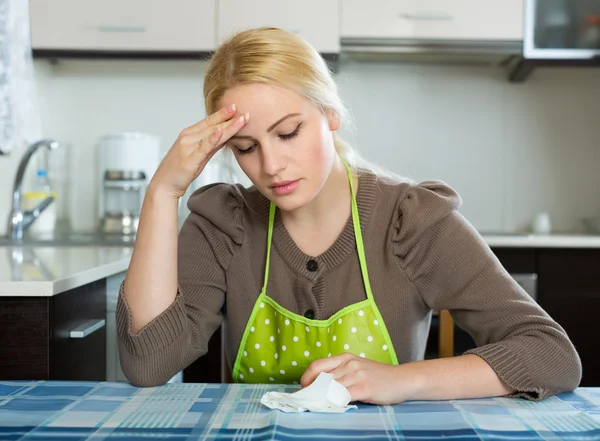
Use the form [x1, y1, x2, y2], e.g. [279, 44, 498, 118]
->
[217, 0, 340, 53]
[30, 0, 216, 52]
[341, 0, 523, 41]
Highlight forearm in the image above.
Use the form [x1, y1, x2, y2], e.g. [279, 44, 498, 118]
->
[400, 354, 513, 401]
[123, 184, 180, 333]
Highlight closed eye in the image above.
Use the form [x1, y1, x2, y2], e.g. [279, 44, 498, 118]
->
[235, 123, 302, 155]
[279, 123, 302, 140]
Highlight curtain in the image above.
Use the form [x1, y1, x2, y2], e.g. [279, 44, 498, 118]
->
[0, 0, 41, 155]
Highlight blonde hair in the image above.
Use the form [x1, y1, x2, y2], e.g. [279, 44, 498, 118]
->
[204, 26, 405, 183]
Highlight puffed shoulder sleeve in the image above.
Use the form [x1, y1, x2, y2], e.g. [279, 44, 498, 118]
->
[392, 181, 581, 401]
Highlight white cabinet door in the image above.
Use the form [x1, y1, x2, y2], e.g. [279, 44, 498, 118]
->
[30, 0, 216, 52]
[217, 0, 340, 53]
[342, 0, 523, 41]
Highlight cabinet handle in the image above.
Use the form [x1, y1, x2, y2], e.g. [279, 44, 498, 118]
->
[98, 25, 146, 33]
[398, 12, 454, 21]
[70, 319, 106, 338]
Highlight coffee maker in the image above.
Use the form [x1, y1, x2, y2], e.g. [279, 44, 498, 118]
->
[97, 133, 160, 235]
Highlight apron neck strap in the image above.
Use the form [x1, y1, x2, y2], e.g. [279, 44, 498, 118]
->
[262, 163, 374, 302]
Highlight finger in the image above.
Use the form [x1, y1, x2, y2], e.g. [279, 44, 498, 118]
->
[300, 353, 353, 387]
[345, 383, 370, 404]
[189, 113, 238, 139]
[192, 126, 225, 159]
[187, 104, 237, 133]
[215, 112, 250, 147]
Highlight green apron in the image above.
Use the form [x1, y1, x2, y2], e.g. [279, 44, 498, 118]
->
[232, 164, 399, 383]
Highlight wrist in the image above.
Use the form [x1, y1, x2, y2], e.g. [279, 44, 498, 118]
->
[147, 181, 183, 203]
[394, 361, 427, 402]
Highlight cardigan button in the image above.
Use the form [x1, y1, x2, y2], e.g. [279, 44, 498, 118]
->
[304, 309, 315, 320]
[306, 259, 318, 272]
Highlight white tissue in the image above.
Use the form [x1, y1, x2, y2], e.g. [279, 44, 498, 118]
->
[260, 372, 357, 413]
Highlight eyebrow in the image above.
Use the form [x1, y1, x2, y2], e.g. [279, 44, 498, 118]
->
[230, 113, 301, 140]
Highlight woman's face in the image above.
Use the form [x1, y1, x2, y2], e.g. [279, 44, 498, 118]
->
[218, 82, 340, 212]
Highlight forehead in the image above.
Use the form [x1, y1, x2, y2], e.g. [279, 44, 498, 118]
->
[219, 82, 310, 119]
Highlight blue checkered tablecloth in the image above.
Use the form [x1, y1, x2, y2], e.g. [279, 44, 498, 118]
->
[0, 381, 599, 440]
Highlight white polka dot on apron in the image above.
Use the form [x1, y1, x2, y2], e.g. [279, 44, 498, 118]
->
[250, 327, 255, 332]
[255, 343, 260, 349]
[344, 344, 350, 350]
[367, 336, 373, 342]
[304, 351, 310, 357]
[358, 310, 364, 316]
[270, 336, 274, 342]
[305, 326, 310, 332]
[277, 328, 280, 334]
[293, 336, 299, 342]
[285, 319, 290, 325]
[316, 341, 322, 347]
[274, 353, 278, 359]
[328, 353, 332, 357]
[269, 377, 274, 381]
[327, 327, 330, 333]
[265, 319, 270, 325]
[260, 303, 265, 308]
[351, 327, 357, 333]
[292, 361, 297, 366]
[240, 374, 244, 379]
[333, 335, 337, 341]
[338, 318, 343, 324]
[360, 353, 366, 358]
[280, 370, 285, 375]
[243, 351, 247, 356]
[374, 320, 379, 325]
[282, 345, 287, 351]
[261, 361, 266, 366]
[249, 367, 254, 373]
[383, 345, 388, 351]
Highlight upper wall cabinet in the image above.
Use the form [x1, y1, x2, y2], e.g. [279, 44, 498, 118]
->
[341, 0, 523, 41]
[217, 0, 340, 55]
[29, 0, 216, 53]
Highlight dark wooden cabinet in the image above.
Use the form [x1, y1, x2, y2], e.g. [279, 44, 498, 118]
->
[536, 249, 600, 387]
[0, 280, 107, 381]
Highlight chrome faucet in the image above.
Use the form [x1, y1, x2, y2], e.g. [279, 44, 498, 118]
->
[7, 139, 60, 241]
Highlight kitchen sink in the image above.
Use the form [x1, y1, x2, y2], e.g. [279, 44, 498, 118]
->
[0, 233, 136, 247]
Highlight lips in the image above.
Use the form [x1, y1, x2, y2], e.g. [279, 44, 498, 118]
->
[270, 179, 300, 196]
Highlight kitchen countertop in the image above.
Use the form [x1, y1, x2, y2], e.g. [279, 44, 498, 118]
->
[0, 246, 132, 297]
[480, 233, 600, 248]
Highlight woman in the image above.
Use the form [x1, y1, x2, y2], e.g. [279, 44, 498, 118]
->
[117, 27, 581, 405]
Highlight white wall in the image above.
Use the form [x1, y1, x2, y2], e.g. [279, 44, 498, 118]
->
[0, 58, 599, 235]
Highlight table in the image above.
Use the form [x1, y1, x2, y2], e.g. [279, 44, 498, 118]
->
[1, 381, 599, 440]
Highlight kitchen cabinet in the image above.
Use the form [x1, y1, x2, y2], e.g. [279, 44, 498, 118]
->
[217, 0, 340, 55]
[0, 280, 106, 380]
[341, 0, 523, 41]
[29, 0, 216, 54]
[536, 249, 600, 387]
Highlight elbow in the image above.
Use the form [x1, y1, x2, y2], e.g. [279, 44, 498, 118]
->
[120, 358, 178, 388]
[535, 341, 582, 398]
[553, 345, 582, 393]
[118, 341, 184, 388]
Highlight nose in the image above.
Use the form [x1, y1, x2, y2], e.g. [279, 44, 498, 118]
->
[261, 142, 286, 176]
